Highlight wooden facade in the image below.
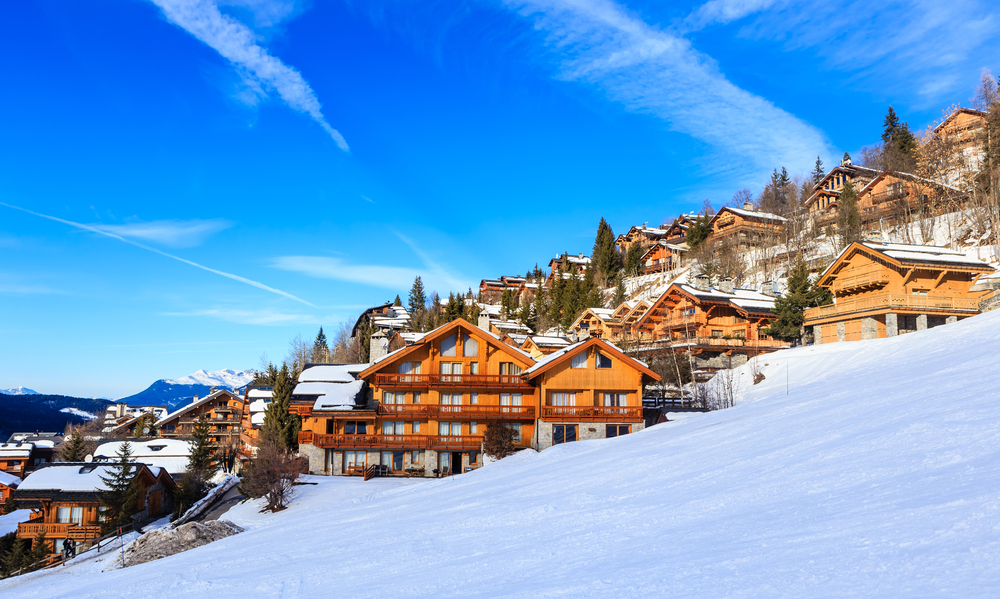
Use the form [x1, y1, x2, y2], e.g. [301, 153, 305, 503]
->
[931, 107, 987, 187]
[545, 253, 591, 287]
[803, 242, 993, 343]
[640, 242, 687, 274]
[295, 320, 660, 477]
[0, 472, 19, 503]
[615, 224, 668, 255]
[569, 308, 620, 340]
[0, 441, 56, 479]
[804, 160, 881, 227]
[156, 389, 245, 448]
[14, 463, 176, 554]
[708, 206, 786, 250]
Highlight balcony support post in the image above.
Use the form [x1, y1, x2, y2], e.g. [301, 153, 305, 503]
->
[916, 314, 928, 331]
[861, 316, 878, 340]
[885, 313, 898, 337]
[813, 324, 823, 345]
[946, 315, 958, 325]
[836, 322, 846, 342]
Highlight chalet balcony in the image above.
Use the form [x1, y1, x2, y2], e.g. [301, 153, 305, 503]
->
[620, 335, 790, 351]
[377, 404, 535, 420]
[830, 268, 890, 293]
[804, 294, 982, 321]
[540, 406, 643, 421]
[373, 374, 533, 389]
[17, 522, 102, 541]
[299, 431, 483, 450]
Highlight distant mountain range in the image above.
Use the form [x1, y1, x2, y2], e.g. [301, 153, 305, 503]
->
[0, 393, 113, 441]
[2, 386, 39, 395]
[118, 369, 255, 411]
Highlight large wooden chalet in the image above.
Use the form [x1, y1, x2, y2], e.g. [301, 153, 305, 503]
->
[545, 253, 591, 287]
[14, 462, 176, 554]
[628, 275, 788, 374]
[803, 241, 993, 343]
[156, 389, 245, 448]
[803, 157, 882, 227]
[931, 107, 987, 187]
[569, 308, 620, 340]
[640, 242, 687, 274]
[295, 319, 659, 477]
[708, 205, 786, 250]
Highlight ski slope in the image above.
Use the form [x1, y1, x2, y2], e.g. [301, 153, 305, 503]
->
[4, 310, 1000, 597]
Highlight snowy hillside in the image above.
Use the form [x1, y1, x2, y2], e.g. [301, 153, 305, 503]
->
[1, 386, 39, 395]
[6, 312, 1000, 597]
[165, 369, 254, 388]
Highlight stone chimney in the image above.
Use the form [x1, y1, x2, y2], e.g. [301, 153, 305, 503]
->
[761, 281, 777, 297]
[478, 310, 492, 331]
[863, 230, 884, 243]
[743, 202, 754, 212]
[369, 329, 388, 363]
[193, 394, 199, 402]
[693, 273, 710, 291]
[718, 277, 734, 294]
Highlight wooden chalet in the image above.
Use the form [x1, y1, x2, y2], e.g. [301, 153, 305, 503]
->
[931, 107, 987, 186]
[155, 389, 245, 448]
[545, 253, 591, 287]
[296, 320, 660, 476]
[803, 242, 993, 343]
[14, 462, 176, 554]
[522, 337, 660, 449]
[240, 385, 272, 460]
[708, 204, 786, 250]
[478, 276, 535, 304]
[0, 437, 58, 479]
[569, 308, 621, 340]
[628, 275, 788, 375]
[640, 241, 687, 274]
[615, 224, 668, 255]
[93, 439, 193, 478]
[0, 470, 20, 503]
[804, 157, 882, 227]
[351, 303, 412, 340]
[478, 280, 507, 304]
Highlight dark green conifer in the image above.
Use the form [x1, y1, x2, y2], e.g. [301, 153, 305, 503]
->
[98, 441, 140, 534]
[766, 261, 833, 341]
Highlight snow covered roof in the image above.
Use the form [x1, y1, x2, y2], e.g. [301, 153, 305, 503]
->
[155, 388, 240, 427]
[528, 335, 571, 347]
[861, 242, 992, 269]
[247, 388, 272, 399]
[0, 471, 21, 486]
[250, 412, 266, 425]
[398, 332, 427, 344]
[298, 364, 366, 383]
[308, 380, 367, 411]
[522, 340, 585, 375]
[477, 304, 502, 316]
[94, 439, 193, 475]
[18, 463, 161, 493]
[718, 206, 786, 222]
[0, 443, 33, 458]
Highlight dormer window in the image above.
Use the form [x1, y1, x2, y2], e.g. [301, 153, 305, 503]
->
[147, 445, 166, 452]
[79, 465, 97, 474]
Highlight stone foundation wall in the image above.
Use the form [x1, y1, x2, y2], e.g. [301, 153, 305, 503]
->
[299, 443, 326, 475]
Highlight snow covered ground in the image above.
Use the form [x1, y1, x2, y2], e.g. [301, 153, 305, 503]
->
[59, 407, 98, 420]
[4, 310, 1000, 597]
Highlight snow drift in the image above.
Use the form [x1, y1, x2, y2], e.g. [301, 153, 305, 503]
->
[4, 310, 1000, 597]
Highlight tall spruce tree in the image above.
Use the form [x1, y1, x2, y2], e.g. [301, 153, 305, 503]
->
[836, 180, 862, 248]
[59, 427, 87, 462]
[766, 261, 833, 341]
[623, 242, 645, 277]
[611, 278, 627, 308]
[408, 276, 427, 316]
[686, 209, 713, 249]
[173, 415, 218, 519]
[591, 218, 620, 285]
[261, 363, 299, 451]
[531, 284, 547, 332]
[311, 327, 330, 362]
[393, 295, 402, 307]
[811, 156, 825, 184]
[98, 441, 140, 534]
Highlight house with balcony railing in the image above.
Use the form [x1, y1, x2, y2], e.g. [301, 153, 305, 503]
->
[13, 461, 176, 555]
[804, 241, 993, 343]
[295, 319, 661, 477]
[155, 388, 245, 449]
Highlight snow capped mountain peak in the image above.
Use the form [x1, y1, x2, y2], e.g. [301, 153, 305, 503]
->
[1, 386, 39, 395]
[164, 369, 254, 389]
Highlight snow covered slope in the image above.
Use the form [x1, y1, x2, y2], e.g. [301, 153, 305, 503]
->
[1, 386, 39, 395]
[165, 369, 253, 388]
[5, 312, 1000, 597]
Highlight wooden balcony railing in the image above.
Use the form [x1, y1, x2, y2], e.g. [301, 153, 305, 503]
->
[373, 374, 532, 389]
[299, 432, 484, 450]
[17, 522, 102, 541]
[377, 404, 535, 420]
[540, 406, 643, 420]
[804, 294, 982, 321]
[830, 268, 890, 293]
[617, 335, 790, 350]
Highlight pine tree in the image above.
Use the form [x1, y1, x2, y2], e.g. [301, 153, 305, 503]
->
[611, 278, 627, 308]
[98, 441, 140, 534]
[261, 363, 299, 451]
[173, 415, 218, 519]
[27, 531, 49, 567]
[776, 167, 791, 213]
[882, 106, 902, 145]
[532, 284, 547, 332]
[766, 261, 833, 341]
[518, 300, 534, 331]
[311, 327, 330, 363]
[836, 180, 862, 248]
[811, 156, 825, 184]
[686, 208, 713, 249]
[591, 218, 620, 285]
[1, 537, 29, 576]
[408, 276, 427, 317]
[132, 413, 157, 438]
[623, 242, 645, 277]
[59, 427, 87, 462]
[393, 295, 402, 307]
[882, 106, 917, 170]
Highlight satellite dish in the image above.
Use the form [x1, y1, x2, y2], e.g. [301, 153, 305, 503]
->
[84, 454, 93, 463]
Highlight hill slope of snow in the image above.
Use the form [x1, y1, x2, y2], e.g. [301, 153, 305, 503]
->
[5, 312, 1000, 597]
[1, 386, 39, 395]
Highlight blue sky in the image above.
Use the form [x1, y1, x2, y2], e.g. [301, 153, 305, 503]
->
[1, 0, 997, 398]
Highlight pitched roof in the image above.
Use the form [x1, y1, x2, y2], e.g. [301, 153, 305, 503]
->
[818, 242, 994, 285]
[711, 206, 786, 224]
[0, 471, 21, 487]
[17, 462, 164, 493]
[522, 337, 658, 381]
[155, 388, 241, 427]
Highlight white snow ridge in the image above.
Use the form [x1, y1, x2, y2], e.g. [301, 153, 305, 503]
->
[1, 386, 39, 395]
[59, 407, 98, 420]
[165, 369, 253, 389]
[5, 310, 1000, 597]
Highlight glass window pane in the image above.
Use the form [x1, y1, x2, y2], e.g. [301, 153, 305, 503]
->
[57, 507, 70, 523]
[439, 422, 449, 435]
[596, 351, 612, 368]
[554, 426, 564, 445]
[440, 334, 457, 357]
[571, 353, 587, 369]
[566, 426, 577, 442]
[463, 335, 479, 357]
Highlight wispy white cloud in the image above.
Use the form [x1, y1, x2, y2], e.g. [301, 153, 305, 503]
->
[683, 0, 782, 31]
[149, 0, 349, 150]
[165, 307, 323, 325]
[502, 0, 834, 178]
[91, 218, 233, 248]
[360, 195, 375, 204]
[270, 256, 426, 290]
[0, 202, 314, 306]
[392, 231, 471, 292]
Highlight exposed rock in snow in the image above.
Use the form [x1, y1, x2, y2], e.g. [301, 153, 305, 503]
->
[125, 520, 244, 567]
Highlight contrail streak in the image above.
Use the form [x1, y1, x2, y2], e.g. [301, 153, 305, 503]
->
[1, 202, 315, 307]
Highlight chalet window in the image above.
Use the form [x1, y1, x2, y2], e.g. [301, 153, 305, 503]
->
[912, 289, 928, 296]
[606, 425, 630, 438]
[440, 334, 457, 357]
[411, 450, 422, 464]
[711, 330, 723, 338]
[71, 507, 83, 525]
[553, 424, 576, 445]
[469, 451, 480, 465]
[440, 362, 462, 380]
[326, 419, 334, 435]
[463, 335, 479, 357]
[393, 451, 404, 471]
[57, 507, 71, 523]
[383, 391, 401, 404]
[399, 362, 421, 376]
[440, 393, 461, 410]
[551, 392, 576, 406]
[469, 362, 479, 375]
[345, 421, 367, 435]
[596, 350, 612, 369]
[344, 451, 365, 469]
[500, 393, 522, 412]
[570, 352, 587, 369]
[601, 393, 627, 406]
[470, 422, 478, 434]
[439, 422, 461, 436]
[382, 421, 404, 435]
[686, 308, 695, 316]
[413, 392, 421, 404]
[500, 363, 522, 376]
[98, 506, 108, 522]
[412, 421, 420, 433]
[503, 423, 521, 443]
[469, 392, 478, 404]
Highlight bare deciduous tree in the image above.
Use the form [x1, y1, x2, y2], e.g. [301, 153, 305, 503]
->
[238, 439, 302, 512]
